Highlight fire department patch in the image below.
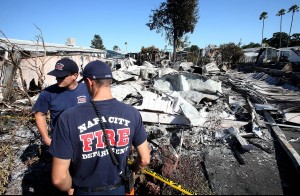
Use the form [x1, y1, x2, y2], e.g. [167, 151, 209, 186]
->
[55, 63, 64, 70]
[77, 96, 87, 103]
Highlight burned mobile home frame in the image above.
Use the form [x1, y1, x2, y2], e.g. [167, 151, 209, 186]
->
[1, 37, 300, 195]
[0, 38, 106, 100]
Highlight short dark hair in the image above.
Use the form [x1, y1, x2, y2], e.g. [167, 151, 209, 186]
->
[94, 79, 112, 87]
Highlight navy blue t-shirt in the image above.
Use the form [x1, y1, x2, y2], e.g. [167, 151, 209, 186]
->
[32, 83, 89, 129]
[49, 98, 147, 187]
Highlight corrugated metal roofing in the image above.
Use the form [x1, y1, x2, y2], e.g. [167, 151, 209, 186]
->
[106, 49, 126, 59]
[0, 38, 106, 54]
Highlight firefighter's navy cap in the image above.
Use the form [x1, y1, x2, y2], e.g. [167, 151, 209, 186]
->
[81, 60, 113, 80]
[48, 58, 79, 78]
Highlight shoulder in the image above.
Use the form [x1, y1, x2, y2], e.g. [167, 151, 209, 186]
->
[60, 102, 90, 118]
[77, 83, 89, 91]
[74, 83, 89, 93]
[37, 84, 60, 99]
[77, 83, 86, 88]
[42, 84, 65, 94]
[112, 99, 140, 114]
[112, 99, 131, 108]
[44, 83, 58, 90]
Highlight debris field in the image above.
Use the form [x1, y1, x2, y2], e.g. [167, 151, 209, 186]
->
[1, 58, 300, 195]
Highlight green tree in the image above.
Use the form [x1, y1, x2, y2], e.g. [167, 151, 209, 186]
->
[146, 0, 199, 62]
[113, 45, 120, 51]
[259, 12, 268, 46]
[140, 45, 160, 63]
[219, 43, 245, 66]
[140, 45, 160, 54]
[290, 33, 300, 46]
[276, 9, 286, 48]
[186, 44, 201, 65]
[90, 34, 105, 49]
[265, 32, 289, 48]
[242, 42, 261, 49]
[177, 36, 190, 51]
[287, 4, 299, 47]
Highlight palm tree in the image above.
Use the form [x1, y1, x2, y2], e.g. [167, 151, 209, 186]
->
[276, 9, 286, 48]
[287, 4, 299, 47]
[259, 12, 268, 47]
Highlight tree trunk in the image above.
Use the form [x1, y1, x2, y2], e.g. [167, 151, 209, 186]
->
[172, 30, 178, 63]
[287, 13, 294, 47]
[173, 38, 177, 63]
[1, 52, 20, 101]
[262, 20, 265, 46]
[279, 16, 283, 48]
[17, 63, 33, 106]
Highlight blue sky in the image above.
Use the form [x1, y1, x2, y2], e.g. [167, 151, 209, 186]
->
[0, 0, 299, 52]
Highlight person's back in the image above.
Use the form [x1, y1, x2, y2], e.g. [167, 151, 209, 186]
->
[33, 58, 89, 146]
[51, 98, 145, 187]
[34, 82, 88, 129]
[50, 60, 150, 195]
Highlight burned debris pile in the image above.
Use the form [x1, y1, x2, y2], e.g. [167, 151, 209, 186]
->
[1, 56, 300, 195]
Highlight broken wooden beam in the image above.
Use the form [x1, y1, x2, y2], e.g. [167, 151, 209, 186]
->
[228, 127, 253, 151]
[263, 110, 300, 175]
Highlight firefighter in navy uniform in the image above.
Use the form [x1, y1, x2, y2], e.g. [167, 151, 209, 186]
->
[49, 60, 150, 195]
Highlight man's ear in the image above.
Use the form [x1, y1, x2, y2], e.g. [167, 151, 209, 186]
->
[86, 78, 93, 86]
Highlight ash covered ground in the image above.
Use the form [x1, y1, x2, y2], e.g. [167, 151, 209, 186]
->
[1, 69, 300, 195]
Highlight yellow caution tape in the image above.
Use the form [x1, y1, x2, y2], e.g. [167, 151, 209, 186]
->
[142, 167, 197, 195]
[1, 115, 196, 195]
[129, 160, 197, 195]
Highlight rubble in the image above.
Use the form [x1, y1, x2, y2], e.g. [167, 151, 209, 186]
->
[1, 57, 300, 195]
[202, 62, 220, 75]
[153, 72, 222, 94]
